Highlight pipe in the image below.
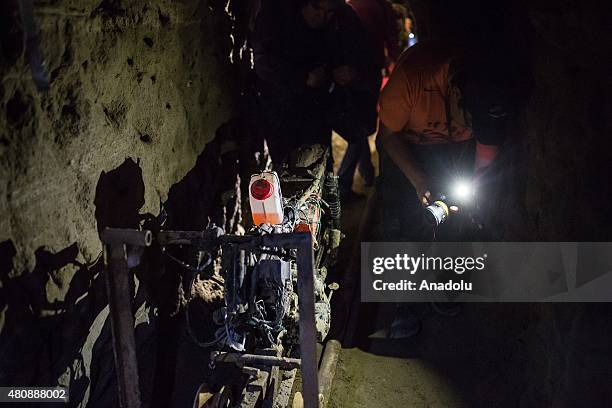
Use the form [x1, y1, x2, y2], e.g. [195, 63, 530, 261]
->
[101, 228, 152, 247]
[317, 340, 341, 408]
[294, 233, 320, 408]
[104, 244, 142, 408]
[211, 352, 301, 370]
[100, 228, 152, 408]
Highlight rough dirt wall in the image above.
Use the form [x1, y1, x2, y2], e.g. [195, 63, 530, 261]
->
[0, 0, 235, 271]
[0, 0, 248, 406]
[523, 0, 612, 240]
[515, 1, 612, 406]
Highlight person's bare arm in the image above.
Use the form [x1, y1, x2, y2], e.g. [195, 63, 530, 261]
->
[378, 123, 431, 205]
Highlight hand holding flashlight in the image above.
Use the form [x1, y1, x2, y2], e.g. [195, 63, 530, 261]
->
[424, 179, 475, 226]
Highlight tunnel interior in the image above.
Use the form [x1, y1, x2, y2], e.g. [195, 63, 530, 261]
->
[1, 0, 611, 407]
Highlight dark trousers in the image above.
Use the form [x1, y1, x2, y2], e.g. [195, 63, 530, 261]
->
[334, 75, 381, 193]
[338, 138, 375, 193]
[376, 137, 475, 242]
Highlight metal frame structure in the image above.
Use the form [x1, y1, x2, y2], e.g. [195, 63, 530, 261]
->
[101, 228, 319, 408]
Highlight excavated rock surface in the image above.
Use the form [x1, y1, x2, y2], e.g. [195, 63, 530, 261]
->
[0, 1, 244, 406]
[0, 0, 234, 271]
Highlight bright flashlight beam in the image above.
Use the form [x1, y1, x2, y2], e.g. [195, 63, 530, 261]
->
[453, 180, 473, 202]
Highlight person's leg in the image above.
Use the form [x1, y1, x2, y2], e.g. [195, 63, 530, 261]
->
[376, 138, 434, 242]
[375, 139, 438, 338]
[358, 74, 382, 186]
[357, 139, 375, 186]
[334, 82, 379, 194]
[338, 138, 368, 194]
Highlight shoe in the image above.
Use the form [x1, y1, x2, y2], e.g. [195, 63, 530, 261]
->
[430, 302, 462, 317]
[387, 317, 422, 339]
[368, 316, 422, 339]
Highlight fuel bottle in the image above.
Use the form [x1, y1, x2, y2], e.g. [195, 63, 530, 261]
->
[249, 171, 284, 225]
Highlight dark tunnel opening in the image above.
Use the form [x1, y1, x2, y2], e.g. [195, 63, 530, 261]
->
[0, 0, 611, 407]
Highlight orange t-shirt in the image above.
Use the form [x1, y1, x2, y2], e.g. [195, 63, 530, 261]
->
[379, 42, 473, 144]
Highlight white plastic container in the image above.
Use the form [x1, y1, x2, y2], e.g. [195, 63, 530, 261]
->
[249, 171, 284, 225]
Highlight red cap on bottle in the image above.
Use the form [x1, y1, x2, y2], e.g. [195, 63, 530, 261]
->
[250, 179, 273, 200]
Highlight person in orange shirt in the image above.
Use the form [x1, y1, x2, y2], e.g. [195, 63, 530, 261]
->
[376, 40, 506, 241]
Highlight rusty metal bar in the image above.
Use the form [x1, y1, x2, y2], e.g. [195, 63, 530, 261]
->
[156, 230, 206, 245]
[101, 228, 152, 408]
[294, 233, 320, 408]
[102, 228, 152, 246]
[211, 351, 301, 370]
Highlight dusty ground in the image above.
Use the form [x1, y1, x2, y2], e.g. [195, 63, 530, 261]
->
[327, 135, 612, 408]
[326, 155, 468, 408]
[330, 346, 463, 408]
[329, 135, 462, 408]
[327, 134, 462, 408]
[324, 162, 523, 408]
[329, 301, 526, 408]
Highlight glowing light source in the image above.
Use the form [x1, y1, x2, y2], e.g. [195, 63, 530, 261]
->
[453, 180, 474, 203]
